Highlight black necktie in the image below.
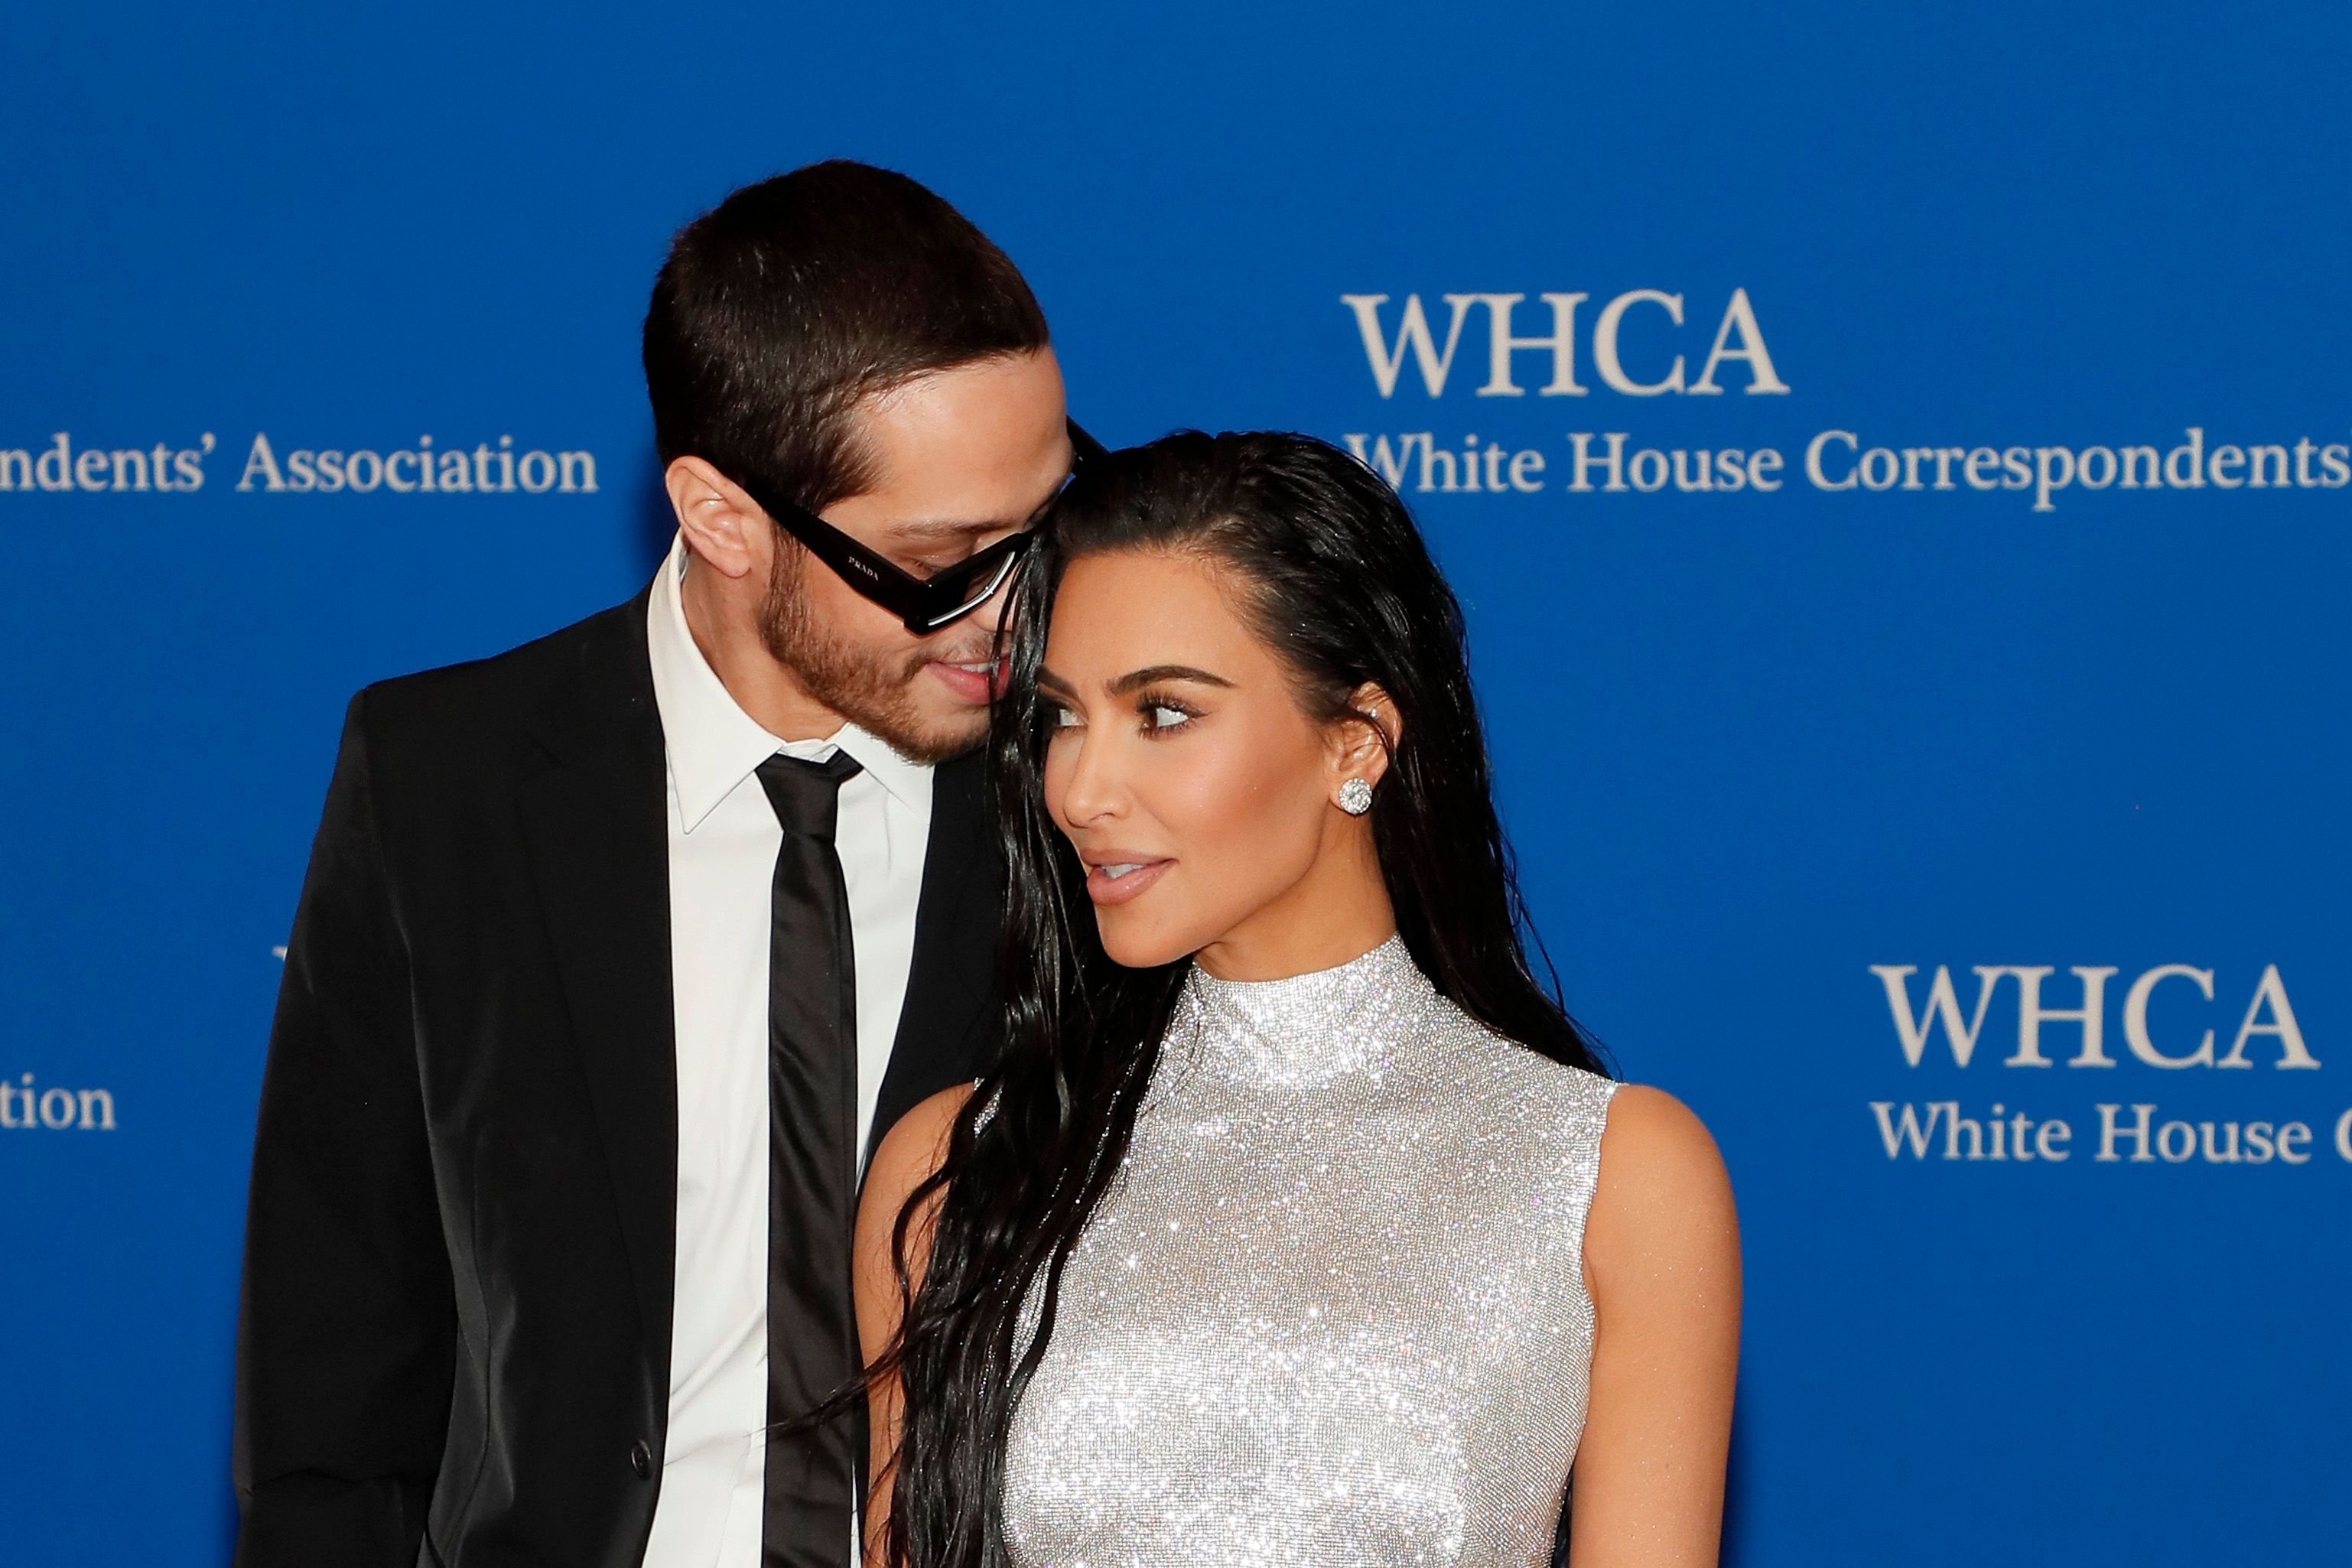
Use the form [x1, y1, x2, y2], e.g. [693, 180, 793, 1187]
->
[756, 750, 865, 1568]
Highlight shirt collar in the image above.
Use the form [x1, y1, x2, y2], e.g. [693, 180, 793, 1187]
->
[645, 534, 932, 832]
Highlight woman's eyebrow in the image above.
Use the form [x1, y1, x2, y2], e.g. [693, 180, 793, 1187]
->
[1108, 664, 1235, 695]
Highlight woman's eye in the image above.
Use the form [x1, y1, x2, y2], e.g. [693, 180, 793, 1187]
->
[1147, 704, 1191, 729]
[1050, 706, 1082, 728]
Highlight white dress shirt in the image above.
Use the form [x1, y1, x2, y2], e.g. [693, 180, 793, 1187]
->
[640, 534, 934, 1568]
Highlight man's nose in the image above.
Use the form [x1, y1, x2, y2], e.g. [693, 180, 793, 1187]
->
[966, 571, 1015, 637]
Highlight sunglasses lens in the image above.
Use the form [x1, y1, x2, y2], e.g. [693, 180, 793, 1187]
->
[918, 536, 1033, 629]
[922, 553, 1018, 630]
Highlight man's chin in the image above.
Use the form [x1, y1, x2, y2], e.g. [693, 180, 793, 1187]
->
[866, 695, 989, 766]
[771, 635, 993, 765]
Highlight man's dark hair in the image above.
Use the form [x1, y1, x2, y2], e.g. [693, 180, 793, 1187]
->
[642, 159, 1051, 512]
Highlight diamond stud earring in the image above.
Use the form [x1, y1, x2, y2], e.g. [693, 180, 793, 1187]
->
[1337, 777, 1374, 815]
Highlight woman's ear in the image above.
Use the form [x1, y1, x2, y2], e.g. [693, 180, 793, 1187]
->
[1329, 682, 1400, 793]
[664, 455, 767, 581]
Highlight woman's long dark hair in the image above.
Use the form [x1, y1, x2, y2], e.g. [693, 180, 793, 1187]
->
[874, 430, 1609, 1566]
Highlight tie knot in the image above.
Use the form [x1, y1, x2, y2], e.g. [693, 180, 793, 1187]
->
[756, 750, 864, 838]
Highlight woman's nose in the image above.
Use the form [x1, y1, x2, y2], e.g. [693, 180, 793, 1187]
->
[1055, 729, 1127, 825]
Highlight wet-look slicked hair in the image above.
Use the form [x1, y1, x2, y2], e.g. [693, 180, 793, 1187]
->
[642, 159, 1052, 512]
[873, 431, 1610, 1568]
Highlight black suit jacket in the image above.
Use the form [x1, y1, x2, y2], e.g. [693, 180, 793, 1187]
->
[233, 592, 1002, 1568]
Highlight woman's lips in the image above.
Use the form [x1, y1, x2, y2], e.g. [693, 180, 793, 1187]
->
[1085, 857, 1173, 906]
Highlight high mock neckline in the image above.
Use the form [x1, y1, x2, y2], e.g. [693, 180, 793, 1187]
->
[1173, 934, 1432, 1086]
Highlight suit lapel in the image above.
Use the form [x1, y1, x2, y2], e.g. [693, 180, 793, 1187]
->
[509, 599, 1000, 1313]
[518, 594, 679, 1361]
[867, 745, 1003, 1168]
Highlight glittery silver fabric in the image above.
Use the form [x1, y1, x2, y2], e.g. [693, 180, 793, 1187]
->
[1000, 935, 1618, 1567]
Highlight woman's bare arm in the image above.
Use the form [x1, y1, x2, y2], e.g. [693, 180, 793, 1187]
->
[1566, 1084, 1743, 1567]
[854, 1082, 974, 1568]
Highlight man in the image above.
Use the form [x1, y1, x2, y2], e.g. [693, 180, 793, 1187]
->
[233, 161, 1081, 1568]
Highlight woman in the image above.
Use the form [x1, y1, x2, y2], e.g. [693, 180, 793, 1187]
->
[852, 431, 1739, 1566]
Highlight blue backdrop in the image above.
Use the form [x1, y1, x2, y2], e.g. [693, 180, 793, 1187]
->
[4, 2, 2347, 1563]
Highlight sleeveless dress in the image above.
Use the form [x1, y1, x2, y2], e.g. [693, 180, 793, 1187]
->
[997, 935, 1618, 1568]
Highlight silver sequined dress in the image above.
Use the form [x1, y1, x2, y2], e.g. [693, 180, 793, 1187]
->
[1000, 935, 1618, 1567]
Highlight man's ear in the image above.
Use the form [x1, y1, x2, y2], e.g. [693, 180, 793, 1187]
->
[1329, 681, 1400, 790]
[664, 455, 768, 581]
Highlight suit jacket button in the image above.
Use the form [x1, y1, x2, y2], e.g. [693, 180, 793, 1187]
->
[630, 1440, 653, 1479]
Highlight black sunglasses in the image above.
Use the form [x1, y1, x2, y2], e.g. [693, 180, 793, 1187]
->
[740, 418, 1107, 634]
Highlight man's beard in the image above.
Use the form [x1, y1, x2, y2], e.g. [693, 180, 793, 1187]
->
[757, 545, 991, 765]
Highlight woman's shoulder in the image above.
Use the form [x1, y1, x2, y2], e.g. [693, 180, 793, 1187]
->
[1596, 1084, 1726, 1190]
[1446, 1007, 1620, 1118]
[880, 1080, 976, 1154]
[862, 1082, 977, 1221]
[1584, 1082, 1739, 1288]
